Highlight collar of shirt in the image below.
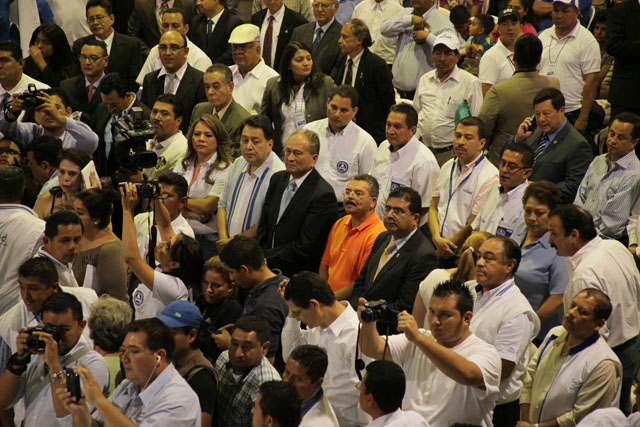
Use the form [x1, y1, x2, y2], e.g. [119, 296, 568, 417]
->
[245, 151, 275, 177]
[495, 38, 514, 61]
[59, 334, 92, 366]
[500, 180, 528, 201]
[268, 5, 285, 23]
[422, 2, 438, 19]
[137, 363, 178, 407]
[37, 247, 69, 269]
[475, 277, 515, 299]
[158, 60, 189, 81]
[429, 64, 460, 84]
[96, 30, 115, 54]
[121, 94, 137, 116]
[369, 408, 405, 427]
[389, 134, 419, 158]
[216, 100, 231, 117]
[368, 0, 389, 11]
[235, 59, 270, 81]
[84, 73, 106, 89]
[457, 151, 483, 172]
[567, 235, 601, 275]
[199, 152, 218, 171]
[326, 118, 356, 137]
[0, 203, 39, 217]
[547, 327, 600, 356]
[209, 8, 224, 25]
[150, 130, 185, 154]
[289, 168, 314, 191]
[348, 211, 381, 232]
[545, 118, 567, 144]
[521, 230, 552, 250]
[610, 149, 639, 170]
[249, 270, 284, 298]
[315, 18, 335, 33]
[551, 19, 580, 41]
[0, 73, 27, 95]
[325, 302, 356, 336]
[348, 49, 364, 71]
[391, 227, 417, 251]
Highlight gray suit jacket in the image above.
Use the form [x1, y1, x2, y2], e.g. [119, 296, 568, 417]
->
[190, 99, 251, 152]
[291, 20, 344, 77]
[479, 71, 560, 166]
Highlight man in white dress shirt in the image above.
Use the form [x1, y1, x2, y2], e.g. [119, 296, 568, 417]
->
[282, 271, 368, 427]
[37, 211, 83, 289]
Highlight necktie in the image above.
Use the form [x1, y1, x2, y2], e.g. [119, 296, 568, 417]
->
[87, 83, 95, 103]
[312, 28, 323, 52]
[207, 19, 214, 34]
[166, 74, 177, 94]
[344, 58, 353, 86]
[278, 180, 297, 221]
[534, 133, 550, 162]
[374, 240, 397, 279]
[263, 15, 274, 67]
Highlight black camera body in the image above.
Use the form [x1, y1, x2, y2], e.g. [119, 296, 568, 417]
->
[112, 107, 158, 171]
[17, 84, 45, 110]
[65, 368, 82, 403]
[119, 181, 163, 199]
[25, 324, 62, 352]
[361, 300, 398, 324]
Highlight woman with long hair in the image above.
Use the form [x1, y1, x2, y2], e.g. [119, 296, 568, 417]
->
[174, 114, 232, 260]
[261, 41, 336, 155]
[23, 23, 79, 87]
[507, 0, 540, 34]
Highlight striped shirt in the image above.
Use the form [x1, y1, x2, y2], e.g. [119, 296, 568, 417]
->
[574, 150, 640, 242]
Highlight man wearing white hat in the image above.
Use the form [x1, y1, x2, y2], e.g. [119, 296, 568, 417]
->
[228, 24, 279, 115]
[413, 33, 483, 165]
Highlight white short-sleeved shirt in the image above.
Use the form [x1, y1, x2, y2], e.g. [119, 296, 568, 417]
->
[478, 39, 515, 86]
[472, 181, 527, 237]
[136, 37, 213, 85]
[304, 118, 377, 200]
[231, 60, 279, 115]
[369, 136, 440, 225]
[539, 22, 601, 113]
[134, 212, 195, 261]
[143, 132, 188, 179]
[388, 331, 501, 427]
[132, 270, 188, 319]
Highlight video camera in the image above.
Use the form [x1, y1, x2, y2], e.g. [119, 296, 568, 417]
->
[17, 84, 45, 110]
[112, 107, 158, 170]
[25, 324, 62, 352]
[361, 300, 398, 324]
[118, 181, 164, 199]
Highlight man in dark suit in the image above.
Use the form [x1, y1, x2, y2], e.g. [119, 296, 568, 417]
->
[141, 31, 207, 134]
[335, 19, 395, 144]
[514, 88, 592, 203]
[257, 129, 339, 277]
[190, 64, 250, 152]
[189, 0, 243, 66]
[73, 0, 147, 92]
[127, 0, 194, 49]
[251, 0, 307, 70]
[349, 186, 437, 333]
[61, 39, 108, 118]
[290, 0, 343, 76]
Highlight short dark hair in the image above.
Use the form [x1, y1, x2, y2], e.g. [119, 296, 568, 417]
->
[432, 280, 474, 315]
[514, 33, 543, 70]
[364, 360, 406, 414]
[234, 316, 269, 344]
[549, 204, 597, 242]
[162, 7, 187, 24]
[387, 186, 421, 215]
[58, 148, 91, 170]
[42, 292, 83, 323]
[0, 166, 25, 201]
[351, 174, 379, 198]
[242, 115, 274, 141]
[205, 63, 233, 85]
[348, 19, 373, 48]
[284, 271, 336, 308]
[449, 5, 471, 26]
[155, 93, 183, 120]
[475, 14, 495, 35]
[99, 73, 127, 98]
[19, 257, 58, 286]
[458, 116, 487, 141]
[577, 288, 612, 322]
[43, 88, 69, 109]
[522, 180, 562, 210]
[80, 38, 108, 57]
[612, 112, 640, 141]
[389, 103, 418, 129]
[258, 381, 302, 427]
[486, 236, 521, 274]
[289, 345, 328, 382]
[157, 171, 188, 200]
[86, 0, 113, 15]
[533, 87, 565, 111]
[27, 136, 62, 167]
[168, 234, 204, 290]
[219, 235, 265, 271]
[502, 141, 534, 169]
[592, 9, 607, 26]
[329, 85, 359, 108]
[45, 210, 83, 239]
[288, 129, 320, 155]
[126, 318, 175, 360]
[0, 41, 23, 61]
[75, 188, 113, 229]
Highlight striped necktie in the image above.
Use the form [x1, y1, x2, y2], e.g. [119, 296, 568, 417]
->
[534, 133, 550, 162]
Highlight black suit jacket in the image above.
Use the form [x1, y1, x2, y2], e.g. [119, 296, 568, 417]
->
[349, 230, 437, 327]
[333, 48, 395, 143]
[141, 64, 207, 134]
[59, 75, 103, 117]
[251, 7, 308, 70]
[73, 32, 147, 92]
[127, 0, 194, 49]
[606, 0, 640, 109]
[291, 20, 343, 77]
[257, 169, 339, 276]
[523, 121, 593, 203]
[189, 10, 243, 66]
[93, 99, 151, 177]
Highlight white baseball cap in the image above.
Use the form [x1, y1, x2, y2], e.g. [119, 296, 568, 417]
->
[228, 24, 261, 44]
[433, 33, 460, 52]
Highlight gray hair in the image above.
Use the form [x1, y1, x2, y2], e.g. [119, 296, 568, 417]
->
[88, 295, 133, 353]
[288, 129, 321, 155]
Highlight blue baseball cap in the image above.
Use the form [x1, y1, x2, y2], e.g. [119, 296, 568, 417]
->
[157, 301, 202, 328]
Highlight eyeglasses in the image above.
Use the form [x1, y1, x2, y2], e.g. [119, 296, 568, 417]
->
[232, 43, 256, 52]
[499, 160, 526, 172]
[78, 54, 106, 63]
[158, 44, 187, 53]
[87, 15, 108, 23]
[312, 2, 336, 9]
[383, 206, 409, 216]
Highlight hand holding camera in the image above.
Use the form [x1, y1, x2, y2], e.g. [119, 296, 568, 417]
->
[396, 311, 420, 343]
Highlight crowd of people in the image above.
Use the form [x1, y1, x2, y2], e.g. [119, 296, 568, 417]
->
[0, 0, 640, 426]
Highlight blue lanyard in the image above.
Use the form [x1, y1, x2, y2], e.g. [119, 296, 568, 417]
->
[440, 154, 485, 235]
[300, 390, 324, 418]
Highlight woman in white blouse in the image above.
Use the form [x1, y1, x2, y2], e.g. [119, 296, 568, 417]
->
[174, 114, 233, 260]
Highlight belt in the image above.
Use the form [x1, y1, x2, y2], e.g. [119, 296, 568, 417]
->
[429, 145, 453, 154]
[612, 335, 639, 353]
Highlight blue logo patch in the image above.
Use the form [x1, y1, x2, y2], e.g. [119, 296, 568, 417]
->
[336, 161, 349, 174]
[133, 290, 144, 307]
[390, 181, 402, 190]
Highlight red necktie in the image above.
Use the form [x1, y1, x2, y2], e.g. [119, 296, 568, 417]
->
[87, 83, 95, 103]
[263, 15, 274, 67]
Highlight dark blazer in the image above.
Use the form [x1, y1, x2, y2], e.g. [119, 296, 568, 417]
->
[189, 10, 243, 66]
[257, 169, 339, 277]
[606, 0, 640, 110]
[349, 230, 437, 324]
[59, 74, 103, 117]
[251, 7, 308, 70]
[73, 32, 147, 92]
[127, 0, 194, 49]
[523, 121, 593, 203]
[333, 48, 395, 144]
[141, 64, 207, 134]
[190, 99, 251, 151]
[92, 99, 151, 178]
[291, 20, 344, 77]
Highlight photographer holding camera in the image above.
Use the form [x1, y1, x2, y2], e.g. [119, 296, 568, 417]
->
[0, 292, 108, 427]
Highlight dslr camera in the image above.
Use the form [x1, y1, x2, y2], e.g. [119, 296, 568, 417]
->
[17, 84, 45, 110]
[119, 181, 164, 199]
[112, 107, 158, 170]
[360, 300, 398, 324]
[25, 324, 62, 352]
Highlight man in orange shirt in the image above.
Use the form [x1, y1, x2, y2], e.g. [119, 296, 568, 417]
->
[320, 174, 387, 299]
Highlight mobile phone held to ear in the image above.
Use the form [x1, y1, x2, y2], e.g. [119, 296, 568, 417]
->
[527, 115, 537, 132]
